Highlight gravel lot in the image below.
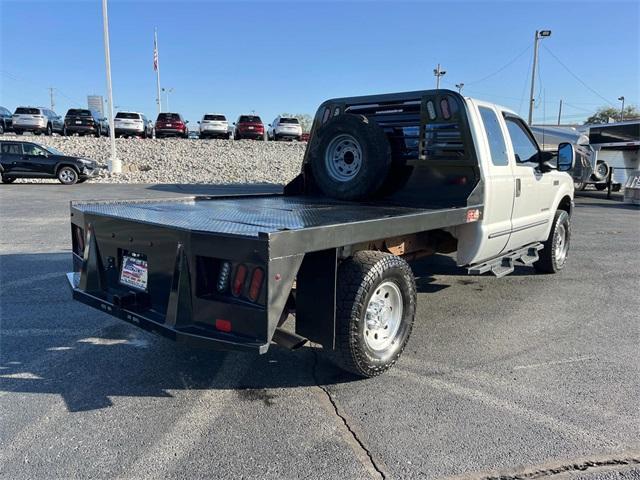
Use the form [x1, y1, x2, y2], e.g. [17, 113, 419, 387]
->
[0, 134, 306, 184]
[0, 184, 638, 479]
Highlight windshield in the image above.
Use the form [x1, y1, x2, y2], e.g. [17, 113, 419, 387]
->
[280, 118, 299, 124]
[204, 115, 226, 121]
[66, 109, 91, 117]
[44, 145, 66, 156]
[15, 107, 40, 115]
[116, 112, 141, 119]
[239, 116, 261, 123]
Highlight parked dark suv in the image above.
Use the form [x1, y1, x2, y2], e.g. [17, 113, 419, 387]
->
[155, 113, 189, 138]
[64, 109, 109, 137]
[234, 115, 265, 140]
[0, 106, 12, 134]
[0, 140, 104, 184]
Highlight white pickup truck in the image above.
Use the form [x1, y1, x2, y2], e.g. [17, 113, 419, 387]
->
[67, 89, 576, 378]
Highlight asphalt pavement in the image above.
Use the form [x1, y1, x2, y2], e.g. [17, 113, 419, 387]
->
[0, 183, 638, 479]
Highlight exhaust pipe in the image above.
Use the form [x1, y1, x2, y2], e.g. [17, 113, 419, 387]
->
[272, 328, 307, 350]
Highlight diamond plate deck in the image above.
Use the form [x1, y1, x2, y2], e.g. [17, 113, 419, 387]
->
[73, 195, 433, 237]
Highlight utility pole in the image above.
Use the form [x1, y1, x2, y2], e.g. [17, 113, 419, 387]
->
[101, 0, 120, 173]
[154, 28, 162, 114]
[455, 83, 464, 93]
[49, 87, 55, 111]
[433, 64, 446, 89]
[162, 87, 173, 112]
[528, 29, 552, 125]
[618, 96, 625, 122]
[557, 99, 563, 125]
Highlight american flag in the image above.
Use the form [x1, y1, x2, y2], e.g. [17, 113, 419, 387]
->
[153, 35, 158, 71]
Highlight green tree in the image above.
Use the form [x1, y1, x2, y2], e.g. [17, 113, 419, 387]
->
[281, 113, 313, 132]
[585, 105, 639, 124]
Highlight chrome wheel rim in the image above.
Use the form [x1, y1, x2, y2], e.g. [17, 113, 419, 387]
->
[555, 223, 568, 264]
[325, 134, 362, 182]
[60, 169, 75, 183]
[364, 281, 403, 351]
[596, 163, 608, 178]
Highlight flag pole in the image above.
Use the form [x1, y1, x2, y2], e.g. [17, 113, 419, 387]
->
[154, 28, 162, 115]
[101, 0, 120, 173]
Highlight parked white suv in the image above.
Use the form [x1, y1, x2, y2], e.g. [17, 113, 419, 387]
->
[268, 116, 302, 141]
[114, 112, 153, 138]
[198, 114, 230, 139]
[12, 107, 64, 136]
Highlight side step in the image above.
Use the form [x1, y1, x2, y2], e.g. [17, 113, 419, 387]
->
[467, 243, 543, 278]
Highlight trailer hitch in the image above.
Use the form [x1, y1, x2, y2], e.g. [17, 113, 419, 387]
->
[112, 290, 151, 311]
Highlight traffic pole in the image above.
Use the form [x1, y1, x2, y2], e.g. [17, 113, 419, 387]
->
[101, 0, 120, 173]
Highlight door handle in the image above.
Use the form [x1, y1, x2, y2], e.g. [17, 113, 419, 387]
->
[515, 178, 522, 197]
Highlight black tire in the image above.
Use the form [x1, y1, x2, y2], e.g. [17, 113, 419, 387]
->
[612, 184, 621, 192]
[45, 123, 52, 136]
[14, 130, 23, 135]
[591, 161, 610, 181]
[330, 251, 416, 377]
[34, 130, 42, 136]
[62, 125, 68, 136]
[574, 181, 587, 191]
[534, 210, 570, 274]
[0, 123, 4, 135]
[2, 176, 16, 184]
[57, 166, 78, 185]
[594, 183, 607, 191]
[95, 126, 101, 138]
[308, 114, 392, 200]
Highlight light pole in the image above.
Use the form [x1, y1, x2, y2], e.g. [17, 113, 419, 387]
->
[101, 0, 120, 173]
[455, 83, 464, 93]
[528, 29, 552, 125]
[162, 87, 174, 112]
[618, 96, 625, 122]
[433, 64, 446, 89]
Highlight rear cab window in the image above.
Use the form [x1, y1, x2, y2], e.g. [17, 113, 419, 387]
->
[478, 107, 509, 166]
[157, 113, 181, 121]
[204, 115, 226, 121]
[239, 116, 261, 123]
[66, 109, 91, 117]
[116, 112, 141, 120]
[279, 118, 299, 124]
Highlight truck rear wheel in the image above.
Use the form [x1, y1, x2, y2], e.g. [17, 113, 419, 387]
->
[534, 210, 570, 274]
[309, 114, 391, 200]
[331, 251, 416, 377]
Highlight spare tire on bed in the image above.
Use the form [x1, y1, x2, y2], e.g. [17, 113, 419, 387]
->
[308, 114, 392, 200]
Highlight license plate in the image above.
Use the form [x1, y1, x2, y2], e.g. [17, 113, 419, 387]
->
[248, 126, 254, 130]
[165, 123, 172, 127]
[75, 120, 82, 124]
[120, 255, 148, 291]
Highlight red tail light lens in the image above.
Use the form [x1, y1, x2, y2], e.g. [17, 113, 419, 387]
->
[247, 268, 264, 302]
[231, 264, 248, 297]
[215, 319, 232, 332]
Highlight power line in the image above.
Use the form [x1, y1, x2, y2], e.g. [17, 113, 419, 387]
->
[542, 45, 615, 107]
[465, 44, 532, 86]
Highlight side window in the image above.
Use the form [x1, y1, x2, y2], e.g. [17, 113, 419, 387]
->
[505, 117, 539, 164]
[1, 143, 22, 154]
[23, 144, 47, 156]
[478, 106, 509, 166]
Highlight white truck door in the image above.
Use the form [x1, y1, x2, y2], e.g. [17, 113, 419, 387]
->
[457, 101, 515, 265]
[503, 114, 554, 250]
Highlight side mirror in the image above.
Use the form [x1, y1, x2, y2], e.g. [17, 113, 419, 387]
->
[197, 121, 200, 124]
[557, 142, 575, 172]
[186, 120, 189, 124]
[233, 122, 236, 125]
[268, 123, 272, 127]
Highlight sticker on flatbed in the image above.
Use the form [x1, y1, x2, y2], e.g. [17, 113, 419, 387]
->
[466, 208, 481, 223]
[120, 256, 148, 291]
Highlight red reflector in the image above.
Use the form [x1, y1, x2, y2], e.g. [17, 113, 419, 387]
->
[248, 268, 264, 302]
[215, 319, 232, 332]
[231, 264, 248, 297]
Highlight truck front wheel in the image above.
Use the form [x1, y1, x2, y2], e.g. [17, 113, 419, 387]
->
[534, 210, 570, 274]
[331, 251, 416, 377]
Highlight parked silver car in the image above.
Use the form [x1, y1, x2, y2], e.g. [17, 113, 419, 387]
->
[267, 116, 302, 141]
[12, 107, 64, 136]
[198, 113, 230, 139]
[114, 111, 154, 138]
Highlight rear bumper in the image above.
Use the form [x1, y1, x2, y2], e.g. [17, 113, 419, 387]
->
[155, 128, 186, 136]
[236, 131, 264, 139]
[66, 272, 270, 353]
[66, 125, 97, 133]
[12, 122, 46, 131]
[115, 126, 144, 134]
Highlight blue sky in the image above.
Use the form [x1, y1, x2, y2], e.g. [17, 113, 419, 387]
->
[1, 0, 638, 126]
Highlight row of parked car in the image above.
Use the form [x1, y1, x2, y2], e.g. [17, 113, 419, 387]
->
[0, 106, 308, 141]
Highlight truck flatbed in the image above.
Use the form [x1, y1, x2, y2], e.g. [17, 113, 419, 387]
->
[73, 193, 483, 258]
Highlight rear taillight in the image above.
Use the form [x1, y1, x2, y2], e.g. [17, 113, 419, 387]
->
[217, 261, 232, 292]
[231, 264, 248, 297]
[215, 319, 232, 332]
[247, 268, 264, 302]
[72, 225, 85, 256]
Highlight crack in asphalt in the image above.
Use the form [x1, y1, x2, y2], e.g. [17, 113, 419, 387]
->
[311, 349, 386, 480]
[482, 456, 640, 479]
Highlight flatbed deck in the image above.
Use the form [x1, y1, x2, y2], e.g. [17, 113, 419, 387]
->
[72, 193, 484, 258]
